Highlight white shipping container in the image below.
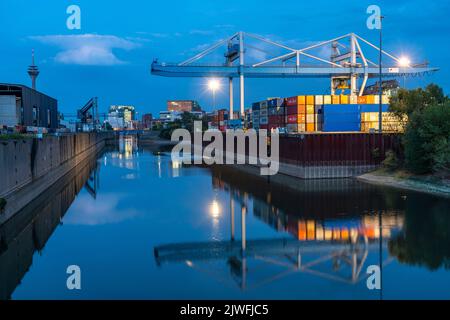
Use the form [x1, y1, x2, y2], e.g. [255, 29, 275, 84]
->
[315, 95, 324, 105]
[0, 95, 19, 127]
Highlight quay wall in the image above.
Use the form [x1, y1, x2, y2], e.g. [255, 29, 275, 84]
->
[0, 132, 114, 220]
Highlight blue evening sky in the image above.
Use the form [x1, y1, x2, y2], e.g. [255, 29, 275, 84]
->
[0, 0, 448, 117]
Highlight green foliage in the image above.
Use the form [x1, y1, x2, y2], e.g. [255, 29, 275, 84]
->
[0, 133, 31, 140]
[388, 197, 450, 270]
[389, 83, 448, 118]
[382, 149, 400, 170]
[403, 102, 450, 174]
[159, 112, 206, 140]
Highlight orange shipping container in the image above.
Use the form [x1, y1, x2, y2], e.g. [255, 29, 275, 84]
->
[357, 96, 367, 104]
[366, 95, 376, 104]
[297, 96, 306, 105]
[298, 123, 306, 132]
[340, 95, 349, 104]
[297, 104, 306, 114]
[298, 113, 306, 123]
[331, 95, 340, 104]
[306, 95, 314, 105]
[306, 123, 315, 131]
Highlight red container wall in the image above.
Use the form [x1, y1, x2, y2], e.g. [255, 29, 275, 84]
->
[278, 133, 401, 166]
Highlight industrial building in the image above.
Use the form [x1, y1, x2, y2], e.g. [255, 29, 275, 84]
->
[141, 113, 153, 129]
[0, 83, 58, 130]
[107, 105, 135, 129]
[167, 100, 201, 112]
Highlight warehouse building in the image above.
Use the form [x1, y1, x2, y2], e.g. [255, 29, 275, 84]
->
[0, 83, 58, 129]
[167, 100, 201, 112]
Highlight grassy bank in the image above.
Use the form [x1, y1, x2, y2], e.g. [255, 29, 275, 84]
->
[357, 168, 450, 197]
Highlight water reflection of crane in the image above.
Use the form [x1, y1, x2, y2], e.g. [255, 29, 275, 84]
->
[154, 165, 400, 291]
[84, 164, 100, 199]
[154, 197, 394, 291]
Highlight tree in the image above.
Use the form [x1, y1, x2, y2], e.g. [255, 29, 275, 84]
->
[389, 83, 448, 117]
[403, 102, 450, 174]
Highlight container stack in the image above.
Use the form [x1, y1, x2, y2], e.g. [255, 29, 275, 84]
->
[306, 95, 315, 132]
[259, 100, 269, 130]
[252, 102, 260, 130]
[211, 109, 228, 131]
[248, 94, 393, 133]
[285, 96, 306, 133]
[268, 98, 285, 131]
[361, 112, 406, 132]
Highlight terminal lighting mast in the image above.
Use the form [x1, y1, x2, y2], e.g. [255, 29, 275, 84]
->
[27, 49, 39, 90]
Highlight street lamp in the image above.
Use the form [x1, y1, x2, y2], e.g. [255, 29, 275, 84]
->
[398, 56, 411, 88]
[208, 79, 220, 111]
[398, 56, 411, 67]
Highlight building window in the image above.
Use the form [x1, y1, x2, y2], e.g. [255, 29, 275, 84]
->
[33, 105, 38, 126]
[47, 109, 51, 128]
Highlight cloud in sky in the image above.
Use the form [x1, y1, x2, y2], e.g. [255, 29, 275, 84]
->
[29, 34, 141, 66]
[64, 193, 140, 225]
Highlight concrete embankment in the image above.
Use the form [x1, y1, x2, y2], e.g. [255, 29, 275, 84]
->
[0, 132, 114, 222]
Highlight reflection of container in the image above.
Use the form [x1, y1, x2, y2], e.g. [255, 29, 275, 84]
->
[307, 220, 315, 240]
[316, 225, 324, 241]
[298, 221, 307, 241]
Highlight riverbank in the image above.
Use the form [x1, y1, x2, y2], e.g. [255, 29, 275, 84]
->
[357, 169, 450, 198]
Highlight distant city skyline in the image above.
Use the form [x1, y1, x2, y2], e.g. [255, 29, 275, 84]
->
[0, 0, 448, 116]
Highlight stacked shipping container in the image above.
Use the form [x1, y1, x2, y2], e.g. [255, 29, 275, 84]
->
[249, 94, 403, 133]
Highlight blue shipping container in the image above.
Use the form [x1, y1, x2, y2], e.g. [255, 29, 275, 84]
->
[322, 104, 360, 132]
[252, 102, 260, 110]
[268, 98, 284, 108]
[358, 104, 389, 112]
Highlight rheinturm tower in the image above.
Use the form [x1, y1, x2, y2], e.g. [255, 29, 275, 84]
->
[27, 49, 39, 90]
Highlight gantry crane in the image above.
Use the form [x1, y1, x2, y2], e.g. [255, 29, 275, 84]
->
[151, 31, 438, 118]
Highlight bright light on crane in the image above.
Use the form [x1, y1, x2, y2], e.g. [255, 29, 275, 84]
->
[208, 79, 220, 91]
[398, 56, 411, 67]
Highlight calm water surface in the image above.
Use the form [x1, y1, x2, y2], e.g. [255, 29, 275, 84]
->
[2, 136, 450, 300]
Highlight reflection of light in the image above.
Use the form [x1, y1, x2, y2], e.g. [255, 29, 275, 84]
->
[210, 200, 221, 218]
[398, 56, 411, 67]
[172, 160, 180, 178]
[172, 160, 181, 169]
[186, 260, 193, 267]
